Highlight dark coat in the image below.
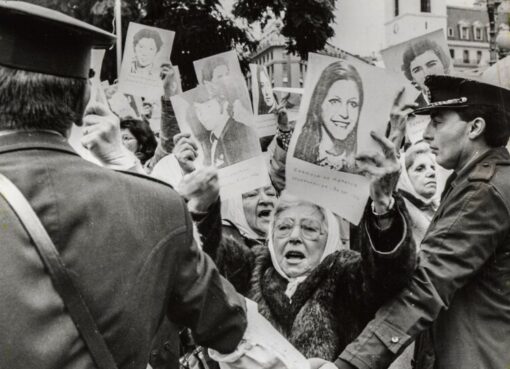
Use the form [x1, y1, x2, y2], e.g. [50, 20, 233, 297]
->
[0, 131, 246, 369]
[201, 117, 259, 168]
[339, 147, 510, 369]
[199, 197, 416, 361]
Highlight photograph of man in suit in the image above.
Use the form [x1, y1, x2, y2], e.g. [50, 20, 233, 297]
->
[190, 86, 259, 168]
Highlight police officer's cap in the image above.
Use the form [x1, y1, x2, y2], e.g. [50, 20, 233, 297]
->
[0, 1, 116, 79]
[414, 75, 510, 115]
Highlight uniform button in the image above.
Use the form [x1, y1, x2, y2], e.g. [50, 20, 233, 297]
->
[391, 336, 400, 343]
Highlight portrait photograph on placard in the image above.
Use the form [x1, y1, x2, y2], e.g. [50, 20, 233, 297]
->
[381, 29, 452, 96]
[287, 53, 413, 224]
[118, 22, 175, 99]
[249, 63, 278, 149]
[171, 84, 268, 198]
[194, 50, 253, 127]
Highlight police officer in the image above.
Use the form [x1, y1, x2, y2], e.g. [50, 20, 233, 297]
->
[333, 76, 510, 369]
[0, 2, 247, 368]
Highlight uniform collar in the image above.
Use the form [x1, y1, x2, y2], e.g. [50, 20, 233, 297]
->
[0, 130, 79, 157]
[450, 147, 510, 189]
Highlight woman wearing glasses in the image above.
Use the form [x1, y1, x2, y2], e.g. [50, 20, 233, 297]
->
[198, 186, 415, 362]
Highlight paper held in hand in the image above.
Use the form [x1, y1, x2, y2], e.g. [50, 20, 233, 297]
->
[286, 53, 412, 225]
[209, 299, 310, 369]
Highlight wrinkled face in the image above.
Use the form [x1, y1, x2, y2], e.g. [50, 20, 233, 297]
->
[259, 71, 275, 107]
[194, 98, 222, 131]
[408, 153, 437, 199]
[410, 50, 446, 91]
[321, 79, 360, 141]
[121, 128, 139, 153]
[272, 204, 327, 278]
[134, 38, 158, 67]
[242, 185, 278, 237]
[423, 110, 470, 170]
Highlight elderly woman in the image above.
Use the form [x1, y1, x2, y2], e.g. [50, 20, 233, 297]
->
[192, 132, 415, 363]
[398, 141, 438, 245]
[294, 61, 363, 172]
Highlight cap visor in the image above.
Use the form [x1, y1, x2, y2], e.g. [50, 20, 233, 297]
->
[413, 104, 470, 115]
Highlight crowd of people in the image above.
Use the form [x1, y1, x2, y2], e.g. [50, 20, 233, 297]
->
[1, 2, 510, 369]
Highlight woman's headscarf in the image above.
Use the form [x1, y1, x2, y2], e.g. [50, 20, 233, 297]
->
[266, 192, 344, 299]
[398, 143, 439, 208]
[221, 194, 263, 241]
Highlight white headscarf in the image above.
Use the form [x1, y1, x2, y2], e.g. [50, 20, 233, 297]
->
[221, 194, 264, 241]
[397, 144, 439, 207]
[266, 192, 344, 300]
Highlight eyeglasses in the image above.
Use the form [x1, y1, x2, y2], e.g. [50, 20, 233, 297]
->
[273, 218, 324, 241]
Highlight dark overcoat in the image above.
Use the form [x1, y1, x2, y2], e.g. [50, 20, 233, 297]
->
[0, 131, 246, 369]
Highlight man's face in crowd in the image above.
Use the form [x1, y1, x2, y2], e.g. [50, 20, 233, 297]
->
[194, 98, 223, 131]
[410, 50, 446, 91]
[135, 37, 158, 67]
[211, 65, 229, 85]
[423, 109, 471, 170]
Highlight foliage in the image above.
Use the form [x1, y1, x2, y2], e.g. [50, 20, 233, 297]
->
[25, 0, 256, 89]
[233, 0, 336, 59]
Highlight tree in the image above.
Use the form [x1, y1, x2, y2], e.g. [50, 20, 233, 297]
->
[232, 0, 336, 59]
[25, 0, 257, 89]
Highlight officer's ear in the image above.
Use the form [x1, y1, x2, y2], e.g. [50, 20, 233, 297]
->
[468, 117, 486, 140]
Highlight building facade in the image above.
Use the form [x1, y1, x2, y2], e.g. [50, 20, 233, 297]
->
[250, 1, 510, 87]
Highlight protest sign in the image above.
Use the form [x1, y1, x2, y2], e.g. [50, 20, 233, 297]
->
[287, 53, 412, 224]
[118, 22, 175, 99]
[250, 64, 278, 144]
[194, 50, 254, 128]
[381, 29, 451, 95]
[381, 29, 451, 143]
[171, 84, 268, 198]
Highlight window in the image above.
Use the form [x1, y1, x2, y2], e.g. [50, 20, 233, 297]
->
[421, 0, 431, 13]
[450, 49, 455, 58]
[394, 0, 399, 17]
[477, 50, 482, 64]
[463, 50, 470, 64]
[459, 25, 470, 40]
[474, 27, 482, 40]
[448, 27, 454, 37]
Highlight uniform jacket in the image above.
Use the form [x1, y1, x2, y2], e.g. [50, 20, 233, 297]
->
[201, 118, 259, 168]
[0, 131, 246, 369]
[339, 147, 510, 369]
[199, 197, 416, 361]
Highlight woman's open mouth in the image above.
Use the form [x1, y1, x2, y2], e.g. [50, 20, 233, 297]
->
[285, 251, 305, 263]
[257, 209, 272, 219]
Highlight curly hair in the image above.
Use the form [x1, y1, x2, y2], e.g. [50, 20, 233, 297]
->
[401, 39, 449, 82]
[133, 28, 164, 52]
[120, 119, 157, 164]
[294, 61, 363, 164]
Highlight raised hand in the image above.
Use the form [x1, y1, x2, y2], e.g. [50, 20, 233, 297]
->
[160, 62, 181, 98]
[388, 87, 418, 148]
[172, 132, 199, 174]
[177, 167, 219, 214]
[81, 102, 138, 168]
[355, 131, 401, 214]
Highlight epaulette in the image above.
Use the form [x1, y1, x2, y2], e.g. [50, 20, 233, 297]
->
[469, 162, 496, 182]
[115, 169, 175, 190]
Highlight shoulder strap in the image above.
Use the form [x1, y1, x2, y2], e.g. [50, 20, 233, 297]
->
[0, 173, 118, 369]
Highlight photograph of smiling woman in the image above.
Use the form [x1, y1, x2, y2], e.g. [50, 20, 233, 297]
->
[294, 61, 363, 173]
